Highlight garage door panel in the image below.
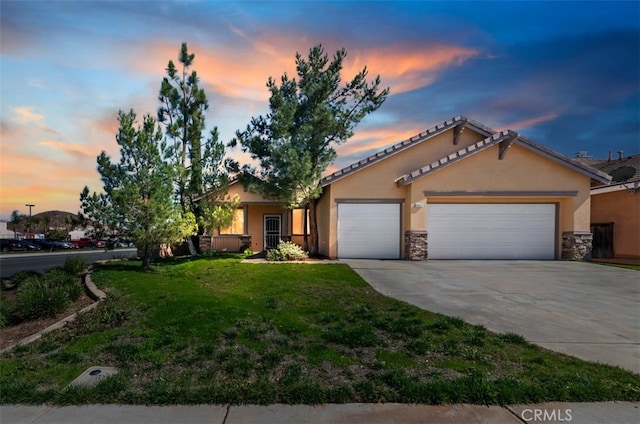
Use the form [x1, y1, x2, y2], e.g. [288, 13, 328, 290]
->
[427, 204, 555, 260]
[338, 203, 400, 259]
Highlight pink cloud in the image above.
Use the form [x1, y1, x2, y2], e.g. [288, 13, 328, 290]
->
[500, 113, 559, 131]
[11, 106, 45, 124]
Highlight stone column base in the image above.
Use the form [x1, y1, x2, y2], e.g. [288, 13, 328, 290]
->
[562, 231, 593, 260]
[405, 231, 428, 261]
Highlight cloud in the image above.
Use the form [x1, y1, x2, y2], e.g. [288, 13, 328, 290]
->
[344, 44, 479, 94]
[500, 113, 559, 132]
[38, 140, 96, 161]
[11, 107, 45, 125]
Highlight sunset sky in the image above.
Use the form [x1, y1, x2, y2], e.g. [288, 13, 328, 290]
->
[1, 1, 639, 220]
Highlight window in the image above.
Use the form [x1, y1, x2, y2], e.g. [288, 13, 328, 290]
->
[220, 209, 245, 235]
[292, 209, 310, 235]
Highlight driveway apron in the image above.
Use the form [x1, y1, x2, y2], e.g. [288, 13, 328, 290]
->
[343, 260, 640, 374]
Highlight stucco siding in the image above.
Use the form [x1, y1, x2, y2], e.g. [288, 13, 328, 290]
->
[591, 190, 640, 258]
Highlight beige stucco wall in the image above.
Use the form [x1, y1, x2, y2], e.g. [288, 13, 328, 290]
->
[244, 205, 287, 252]
[591, 189, 640, 258]
[318, 129, 593, 259]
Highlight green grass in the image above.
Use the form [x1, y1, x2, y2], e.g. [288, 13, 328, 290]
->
[1, 255, 638, 405]
[594, 262, 640, 271]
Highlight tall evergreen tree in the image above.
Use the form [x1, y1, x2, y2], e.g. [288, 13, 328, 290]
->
[158, 43, 227, 236]
[80, 110, 197, 270]
[232, 44, 389, 254]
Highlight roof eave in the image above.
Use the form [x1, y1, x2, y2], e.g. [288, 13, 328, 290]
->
[515, 137, 612, 185]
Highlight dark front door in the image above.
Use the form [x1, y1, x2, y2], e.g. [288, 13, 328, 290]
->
[591, 223, 614, 258]
[264, 215, 281, 250]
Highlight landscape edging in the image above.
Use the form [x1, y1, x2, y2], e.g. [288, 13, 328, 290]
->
[0, 262, 108, 354]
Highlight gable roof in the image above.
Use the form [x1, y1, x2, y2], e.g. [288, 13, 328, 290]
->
[321, 115, 612, 187]
[395, 130, 518, 186]
[320, 116, 493, 187]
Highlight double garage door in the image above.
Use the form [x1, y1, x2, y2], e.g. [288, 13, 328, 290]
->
[337, 202, 555, 259]
[427, 203, 556, 259]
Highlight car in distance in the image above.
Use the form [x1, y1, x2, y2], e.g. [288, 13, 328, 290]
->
[75, 238, 106, 248]
[18, 240, 41, 251]
[29, 239, 58, 251]
[0, 239, 26, 252]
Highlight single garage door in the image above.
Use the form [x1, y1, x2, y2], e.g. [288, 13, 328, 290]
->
[427, 203, 555, 259]
[338, 203, 401, 259]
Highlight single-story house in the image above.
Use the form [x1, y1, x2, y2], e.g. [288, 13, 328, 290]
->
[577, 153, 639, 261]
[212, 116, 612, 260]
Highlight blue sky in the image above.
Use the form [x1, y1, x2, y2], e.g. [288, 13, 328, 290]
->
[1, 0, 639, 219]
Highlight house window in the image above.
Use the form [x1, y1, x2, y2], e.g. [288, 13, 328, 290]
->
[292, 209, 310, 235]
[220, 209, 245, 235]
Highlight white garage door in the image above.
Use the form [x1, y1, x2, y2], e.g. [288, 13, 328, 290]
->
[427, 203, 555, 259]
[338, 203, 401, 259]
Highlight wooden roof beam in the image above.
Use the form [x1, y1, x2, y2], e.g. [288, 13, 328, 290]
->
[499, 132, 518, 160]
[453, 119, 468, 145]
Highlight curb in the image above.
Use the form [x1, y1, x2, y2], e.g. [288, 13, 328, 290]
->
[0, 263, 108, 354]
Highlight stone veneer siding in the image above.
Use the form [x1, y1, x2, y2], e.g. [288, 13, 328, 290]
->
[562, 231, 593, 260]
[405, 230, 428, 260]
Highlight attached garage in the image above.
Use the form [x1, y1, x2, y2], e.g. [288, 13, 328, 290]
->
[427, 203, 556, 259]
[337, 203, 401, 259]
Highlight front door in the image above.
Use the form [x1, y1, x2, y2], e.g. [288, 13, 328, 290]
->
[264, 215, 281, 250]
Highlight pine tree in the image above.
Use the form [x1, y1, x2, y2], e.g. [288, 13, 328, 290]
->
[80, 110, 197, 270]
[158, 43, 228, 243]
[232, 44, 389, 254]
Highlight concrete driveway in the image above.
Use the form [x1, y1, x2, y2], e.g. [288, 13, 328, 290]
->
[343, 260, 640, 374]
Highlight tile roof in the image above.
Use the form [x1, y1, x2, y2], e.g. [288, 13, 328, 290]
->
[578, 153, 640, 186]
[395, 130, 518, 186]
[320, 116, 493, 187]
[321, 115, 612, 187]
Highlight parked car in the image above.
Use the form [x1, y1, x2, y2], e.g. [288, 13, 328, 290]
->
[75, 238, 105, 248]
[29, 239, 58, 251]
[52, 240, 74, 249]
[18, 240, 41, 251]
[0, 239, 26, 252]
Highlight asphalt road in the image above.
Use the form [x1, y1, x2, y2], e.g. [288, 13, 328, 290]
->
[0, 248, 137, 278]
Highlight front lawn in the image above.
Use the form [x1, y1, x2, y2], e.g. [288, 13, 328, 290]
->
[1, 255, 638, 405]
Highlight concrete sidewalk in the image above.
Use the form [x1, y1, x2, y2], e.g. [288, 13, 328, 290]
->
[2, 402, 639, 423]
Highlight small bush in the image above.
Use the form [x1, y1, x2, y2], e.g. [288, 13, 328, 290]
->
[3, 270, 40, 291]
[62, 255, 87, 275]
[266, 241, 308, 261]
[42, 269, 83, 301]
[0, 293, 13, 327]
[11, 269, 83, 322]
[14, 278, 71, 321]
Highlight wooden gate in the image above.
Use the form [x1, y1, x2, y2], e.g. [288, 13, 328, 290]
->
[590, 222, 614, 258]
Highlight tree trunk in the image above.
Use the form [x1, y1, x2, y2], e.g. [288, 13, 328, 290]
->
[141, 245, 153, 270]
[309, 198, 319, 257]
[303, 204, 309, 252]
[186, 236, 197, 256]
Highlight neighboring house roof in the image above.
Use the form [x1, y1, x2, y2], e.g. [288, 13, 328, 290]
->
[578, 153, 640, 193]
[321, 115, 612, 187]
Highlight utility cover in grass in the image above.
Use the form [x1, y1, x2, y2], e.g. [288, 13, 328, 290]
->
[69, 366, 118, 387]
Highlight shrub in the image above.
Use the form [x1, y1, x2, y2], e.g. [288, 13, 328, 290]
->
[3, 270, 40, 291]
[13, 278, 71, 321]
[11, 269, 83, 322]
[62, 255, 87, 275]
[266, 241, 308, 261]
[42, 269, 83, 301]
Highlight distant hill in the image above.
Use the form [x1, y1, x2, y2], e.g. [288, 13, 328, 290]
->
[9, 210, 84, 233]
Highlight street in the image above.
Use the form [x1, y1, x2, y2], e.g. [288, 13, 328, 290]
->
[0, 248, 137, 278]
